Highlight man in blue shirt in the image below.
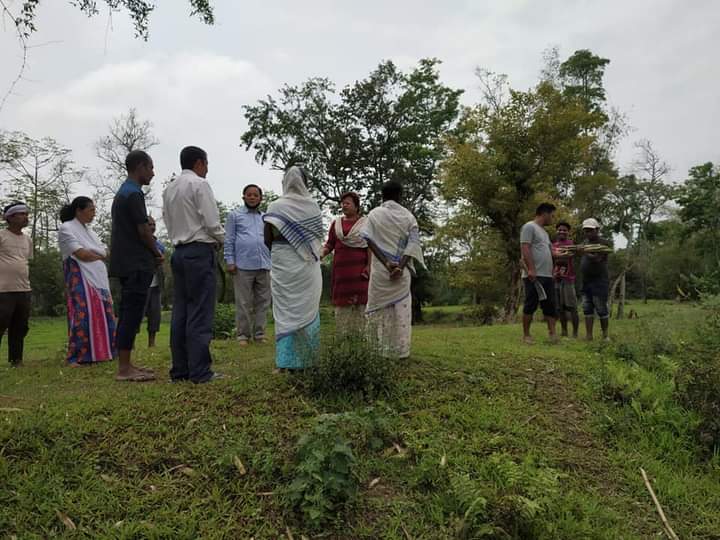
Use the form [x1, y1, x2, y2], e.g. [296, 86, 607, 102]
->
[109, 150, 164, 382]
[224, 184, 271, 346]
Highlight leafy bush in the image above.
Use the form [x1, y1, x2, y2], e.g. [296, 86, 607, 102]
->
[29, 248, 65, 316]
[460, 303, 499, 325]
[449, 453, 562, 538]
[286, 414, 358, 529]
[213, 302, 235, 339]
[676, 306, 720, 454]
[302, 331, 397, 398]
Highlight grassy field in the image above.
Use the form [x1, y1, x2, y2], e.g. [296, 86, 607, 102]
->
[1, 301, 719, 539]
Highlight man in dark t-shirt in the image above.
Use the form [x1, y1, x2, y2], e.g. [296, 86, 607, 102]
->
[580, 218, 611, 341]
[109, 150, 164, 381]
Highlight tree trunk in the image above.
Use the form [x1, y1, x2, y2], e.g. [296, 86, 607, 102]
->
[616, 272, 626, 320]
[502, 263, 522, 322]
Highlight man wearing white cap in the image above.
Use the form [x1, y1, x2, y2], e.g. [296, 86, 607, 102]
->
[0, 202, 33, 366]
[580, 218, 611, 341]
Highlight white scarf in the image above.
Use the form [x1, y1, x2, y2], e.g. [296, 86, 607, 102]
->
[58, 218, 111, 291]
[264, 167, 324, 261]
[334, 215, 368, 249]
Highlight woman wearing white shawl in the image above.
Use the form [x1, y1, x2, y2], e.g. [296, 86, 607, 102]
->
[263, 166, 324, 370]
[320, 192, 370, 333]
[58, 197, 117, 365]
[362, 181, 425, 359]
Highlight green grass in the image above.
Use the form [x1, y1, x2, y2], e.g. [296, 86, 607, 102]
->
[1, 301, 719, 538]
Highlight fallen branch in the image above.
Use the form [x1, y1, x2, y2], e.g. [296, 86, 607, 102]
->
[640, 467, 680, 540]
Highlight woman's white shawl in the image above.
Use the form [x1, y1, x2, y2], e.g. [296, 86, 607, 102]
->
[58, 218, 111, 291]
[263, 167, 324, 261]
[362, 200, 425, 313]
[334, 216, 368, 249]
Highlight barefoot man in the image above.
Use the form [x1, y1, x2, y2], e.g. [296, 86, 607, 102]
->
[109, 150, 164, 381]
[520, 203, 558, 344]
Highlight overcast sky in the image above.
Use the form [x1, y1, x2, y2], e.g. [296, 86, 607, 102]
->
[1, 0, 718, 215]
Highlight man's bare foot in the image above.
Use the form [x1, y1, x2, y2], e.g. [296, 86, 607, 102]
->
[272, 368, 287, 374]
[522, 336, 534, 345]
[238, 339, 249, 347]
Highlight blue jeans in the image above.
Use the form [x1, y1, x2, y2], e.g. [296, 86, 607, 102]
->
[170, 243, 216, 383]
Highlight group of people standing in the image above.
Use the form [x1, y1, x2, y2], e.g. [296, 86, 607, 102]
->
[0, 147, 425, 382]
[520, 203, 611, 343]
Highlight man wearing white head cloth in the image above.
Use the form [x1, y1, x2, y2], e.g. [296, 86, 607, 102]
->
[0, 202, 33, 367]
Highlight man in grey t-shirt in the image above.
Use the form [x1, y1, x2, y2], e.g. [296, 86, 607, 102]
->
[520, 203, 558, 344]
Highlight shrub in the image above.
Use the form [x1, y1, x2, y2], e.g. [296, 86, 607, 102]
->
[303, 331, 397, 398]
[460, 303, 499, 325]
[213, 302, 235, 339]
[675, 307, 720, 454]
[286, 414, 358, 529]
[448, 453, 562, 538]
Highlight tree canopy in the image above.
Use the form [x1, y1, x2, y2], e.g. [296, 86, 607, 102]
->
[241, 58, 463, 231]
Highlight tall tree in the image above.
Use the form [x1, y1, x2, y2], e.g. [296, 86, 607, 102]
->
[559, 49, 611, 116]
[606, 140, 676, 315]
[241, 58, 463, 231]
[91, 108, 159, 242]
[677, 162, 720, 268]
[441, 74, 602, 320]
[0, 131, 81, 249]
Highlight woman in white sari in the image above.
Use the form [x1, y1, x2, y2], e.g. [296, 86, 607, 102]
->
[362, 181, 425, 359]
[263, 166, 324, 370]
[58, 197, 117, 365]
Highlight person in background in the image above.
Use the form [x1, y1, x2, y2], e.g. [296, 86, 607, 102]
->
[224, 184, 271, 346]
[362, 181, 425, 359]
[552, 221, 579, 338]
[0, 202, 33, 367]
[58, 197, 116, 365]
[263, 166, 324, 372]
[143, 216, 165, 348]
[580, 218, 612, 341]
[321, 192, 370, 334]
[520, 203, 559, 344]
[109, 150, 163, 382]
[163, 146, 225, 383]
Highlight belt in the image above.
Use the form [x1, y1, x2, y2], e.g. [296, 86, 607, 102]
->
[174, 241, 215, 249]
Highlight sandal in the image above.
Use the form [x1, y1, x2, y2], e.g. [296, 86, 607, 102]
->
[115, 372, 156, 382]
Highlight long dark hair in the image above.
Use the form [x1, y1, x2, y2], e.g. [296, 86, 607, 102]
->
[59, 196, 93, 223]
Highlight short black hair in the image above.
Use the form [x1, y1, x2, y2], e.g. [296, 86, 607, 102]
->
[125, 150, 152, 173]
[243, 184, 263, 197]
[381, 181, 403, 203]
[3, 201, 26, 215]
[556, 221, 571, 230]
[180, 146, 207, 170]
[535, 202, 557, 216]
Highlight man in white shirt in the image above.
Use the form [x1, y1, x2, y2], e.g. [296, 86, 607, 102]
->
[163, 146, 225, 383]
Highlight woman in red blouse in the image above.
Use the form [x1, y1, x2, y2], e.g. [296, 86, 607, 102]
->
[320, 192, 370, 332]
